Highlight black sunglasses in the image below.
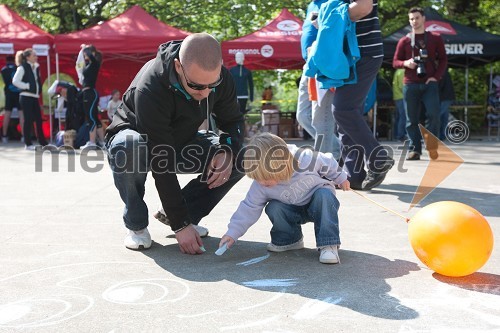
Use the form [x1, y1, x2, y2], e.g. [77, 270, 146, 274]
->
[179, 62, 223, 90]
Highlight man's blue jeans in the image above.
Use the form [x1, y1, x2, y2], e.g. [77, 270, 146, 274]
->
[312, 89, 342, 160]
[106, 128, 244, 231]
[403, 82, 440, 154]
[264, 188, 341, 248]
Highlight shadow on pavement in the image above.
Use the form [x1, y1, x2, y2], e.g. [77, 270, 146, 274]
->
[143, 237, 421, 320]
[372, 184, 500, 217]
[433, 272, 500, 296]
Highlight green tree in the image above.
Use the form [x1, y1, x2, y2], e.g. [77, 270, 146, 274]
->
[5, 0, 499, 130]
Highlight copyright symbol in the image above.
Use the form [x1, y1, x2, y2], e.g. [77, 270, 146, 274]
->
[446, 120, 469, 144]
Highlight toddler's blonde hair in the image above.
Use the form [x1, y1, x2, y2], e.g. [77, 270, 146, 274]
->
[243, 133, 296, 182]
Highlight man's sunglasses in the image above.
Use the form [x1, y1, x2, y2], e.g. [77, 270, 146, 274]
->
[179, 62, 223, 90]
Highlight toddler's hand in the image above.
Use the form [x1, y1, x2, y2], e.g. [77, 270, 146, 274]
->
[339, 179, 350, 191]
[219, 235, 235, 249]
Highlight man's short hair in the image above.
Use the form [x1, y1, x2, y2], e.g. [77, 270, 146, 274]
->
[408, 7, 425, 16]
[6, 55, 14, 62]
[179, 33, 222, 71]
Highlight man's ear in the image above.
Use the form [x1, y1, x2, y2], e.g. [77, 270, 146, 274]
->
[173, 59, 182, 74]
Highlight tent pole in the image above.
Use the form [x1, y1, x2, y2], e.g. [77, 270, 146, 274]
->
[47, 52, 53, 143]
[55, 52, 61, 133]
[465, 57, 469, 125]
[56, 52, 59, 81]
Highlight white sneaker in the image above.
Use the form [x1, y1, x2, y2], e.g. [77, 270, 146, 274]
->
[153, 208, 209, 238]
[124, 228, 152, 250]
[2, 137, 8, 144]
[267, 237, 304, 252]
[25, 145, 36, 151]
[319, 245, 340, 264]
[192, 224, 209, 237]
[80, 141, 98, 150]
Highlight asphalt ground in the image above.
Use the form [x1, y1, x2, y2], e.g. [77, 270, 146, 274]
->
[0, 138, 499, 333]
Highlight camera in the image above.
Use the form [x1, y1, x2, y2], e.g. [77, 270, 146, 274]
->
[413, 48, 428, 78]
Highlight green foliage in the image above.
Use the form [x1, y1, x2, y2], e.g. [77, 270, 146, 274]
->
[4, 0, 499, 131]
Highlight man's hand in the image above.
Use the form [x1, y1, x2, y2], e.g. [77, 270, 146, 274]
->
[426, 77, 437, 84]
[175, 225, 204, 254]
[207, 151, 233, 189]
[404, 59, 417, 69]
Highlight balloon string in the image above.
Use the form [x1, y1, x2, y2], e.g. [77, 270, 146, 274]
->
[351, 189, 410, 223]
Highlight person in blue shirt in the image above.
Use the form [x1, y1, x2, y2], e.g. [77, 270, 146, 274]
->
[1, 55, 24, 143]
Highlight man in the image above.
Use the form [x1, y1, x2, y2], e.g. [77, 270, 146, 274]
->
[393, 7, 447, 160]
[105, 33, 245, 254]
[324, 0, 394, 190]
[1, 55, 24, 143]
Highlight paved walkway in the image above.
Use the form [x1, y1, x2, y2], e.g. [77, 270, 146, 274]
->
[0, 139, 499, 332]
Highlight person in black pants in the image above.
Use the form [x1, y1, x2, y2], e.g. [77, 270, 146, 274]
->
[105, 33, 245, 254]
[332, 0, 394, 190]
[12, 49, 48, 150]
[78, 44, 103, 149]
[1, 55, 24, 143]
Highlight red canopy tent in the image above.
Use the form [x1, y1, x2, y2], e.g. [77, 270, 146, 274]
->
[0, 4, 55, 139]
[0, 4, 54, 84]
[222, 8, 304, 70]
[54, 5, 190, 95]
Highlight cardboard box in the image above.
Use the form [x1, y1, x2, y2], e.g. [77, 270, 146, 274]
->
[262, 109, 280, 125]
[279, 117, 294, 126]
[262, 125, 279, 135]
[279, 124, 294, 138]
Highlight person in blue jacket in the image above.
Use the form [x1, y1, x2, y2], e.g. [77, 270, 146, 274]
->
[296, 0, 328, 141]
[309, 0, 394, 190]
[1, 55, 24, 143]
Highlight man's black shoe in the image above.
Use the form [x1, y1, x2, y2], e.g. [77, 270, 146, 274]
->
[406, 152, 421, 161]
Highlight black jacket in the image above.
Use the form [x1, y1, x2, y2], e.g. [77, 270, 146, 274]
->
[20, 62, 42, 95]
[106, 40, 244, 231]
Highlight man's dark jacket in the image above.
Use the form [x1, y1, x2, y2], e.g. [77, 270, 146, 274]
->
[106, 40, 244, 231]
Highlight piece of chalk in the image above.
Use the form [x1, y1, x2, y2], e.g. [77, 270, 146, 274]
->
[215, 243, 228, 256]
[200, 246, 206, 252]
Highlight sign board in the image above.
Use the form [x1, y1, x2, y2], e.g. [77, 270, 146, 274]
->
[33, 44, 50, 56]
[0, 43, 14, 54]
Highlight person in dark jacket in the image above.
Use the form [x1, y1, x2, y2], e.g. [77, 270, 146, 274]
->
[79, 45, 103, 149]
[12, 48, 48, 149]
[105, 33, 245, 254]
[1, 55, 24, 143]
[438, 68, 455, 140]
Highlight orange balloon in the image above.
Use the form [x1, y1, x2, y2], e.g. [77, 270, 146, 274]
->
[408, 201, 494, 277]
